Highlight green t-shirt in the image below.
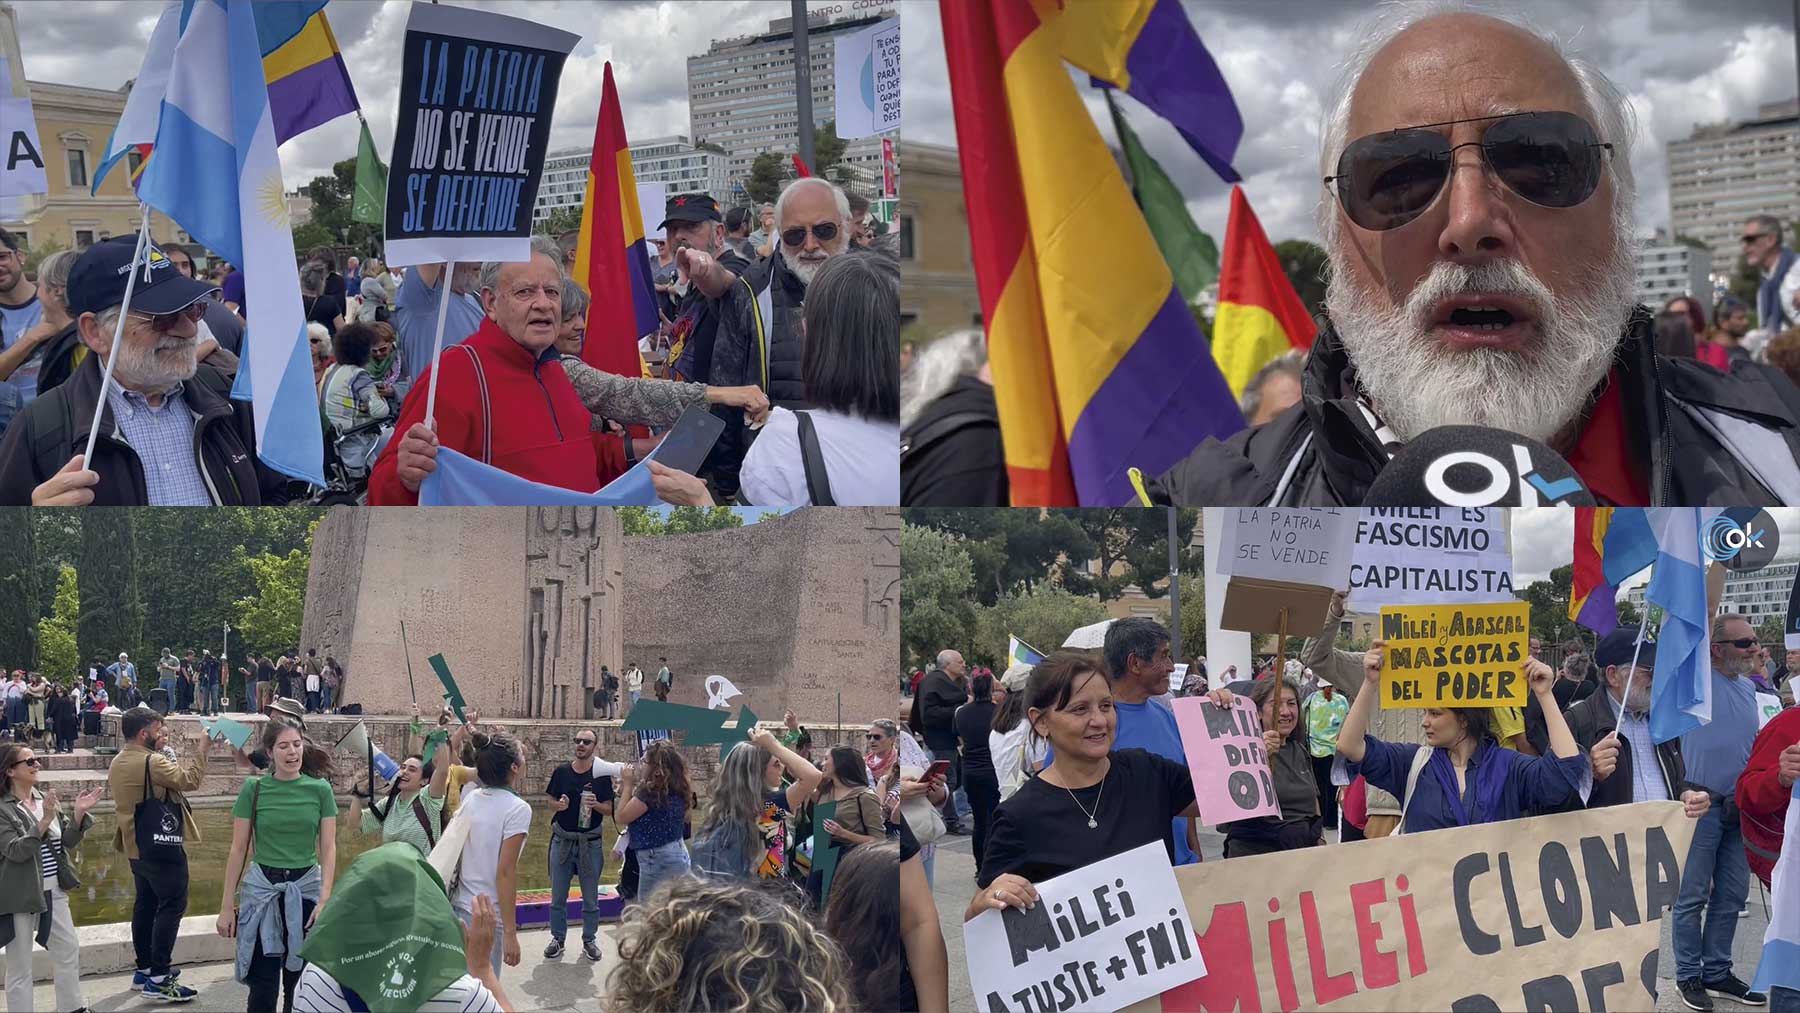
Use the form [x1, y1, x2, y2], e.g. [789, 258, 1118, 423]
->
[233, 774, 338, 868]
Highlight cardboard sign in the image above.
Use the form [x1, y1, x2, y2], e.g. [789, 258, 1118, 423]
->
[1130, 802, 1697, 1013]
[1172, 697, 1280, 825]
[812, 799, 840, 910]
[967, 841, 1207, 1013]
[427, 653, 467, 723]
[203, 716, 254, 750]
[383, 3, 578, 267]
[1758, 692, 1782, 729]
[832, 17, 900, 138]
[0, 58, 47, 221]
[1216, 508, 1355, 590]
[1380, 602, 1529, 708]
[1346, 509, 1513, 611]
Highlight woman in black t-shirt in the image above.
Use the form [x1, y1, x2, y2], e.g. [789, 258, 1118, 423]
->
[966, 652, 1207, 923]
[953, 672, 999, 881]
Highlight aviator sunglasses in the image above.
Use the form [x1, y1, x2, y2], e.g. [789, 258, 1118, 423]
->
[1324, 111, 1613, 232]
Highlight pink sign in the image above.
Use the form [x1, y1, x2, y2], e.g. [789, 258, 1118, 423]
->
[1172, 696, 1280, 825]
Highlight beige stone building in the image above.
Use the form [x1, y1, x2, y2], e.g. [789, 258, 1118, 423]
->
[900, 141, 982, 344]
[0, 2, 181, 259]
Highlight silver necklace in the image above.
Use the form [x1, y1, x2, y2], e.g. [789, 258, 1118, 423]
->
[1060, 771, 1104, 829]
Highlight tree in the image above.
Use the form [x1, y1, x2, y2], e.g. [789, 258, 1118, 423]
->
[1519, 564, 1578, 652]
[79, 510, 142, 668]
[1178, 574, 1206, 662]
[900, 525, 976, 669]
[971, 586, 1107, 670]
[293, 158, 384, 256]
[0, 510, 35, 669]
[536, 205, 583, 237]
[902, 509, 1094, 606]
[616, 506, 746, 536]
[1058, 508, 1200, 602]
[1756, 614, 1784, 645]
[1614, 597, 1642, 631]
[233, 549, 310, 658]
[695, 140, 725, 155]
[1273, 239, 1328, 321]
[1673, 233, 1710, 252]
[36, 565, 78, 683]
[21, 236, 65, 275]
[813, 120, 847, 177]
[746, 152, 788, 206]
[291, 221, 336, 254]
[31, 510, 78, 622]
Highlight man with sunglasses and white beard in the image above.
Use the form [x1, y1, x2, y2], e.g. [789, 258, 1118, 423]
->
[0, 237, 286, 505]
[1146, 10, 1800, 507]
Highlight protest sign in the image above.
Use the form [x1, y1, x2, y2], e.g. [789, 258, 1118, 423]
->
[384, 3, 578, 267]
[1173, 696, 1279, 825]
[967, 840, 1207, 1013]
[1379, 602, 1529, 708]
[619, 699, 758, 761]
[812, 799, 840, 910]
[1127, 801, 1695, 1013]
[426, 653, 467, 723]
[203, 716, 254, 751]
[833, 17, 899, 138]
[1345, 509, 1513, 612]
[1215, 508, 1355, 590]
[0, 57, 47, 221]
[1757, 692, 1782, 729]
[1201, 509, 1254, 697]
[636, 182, 666, 239]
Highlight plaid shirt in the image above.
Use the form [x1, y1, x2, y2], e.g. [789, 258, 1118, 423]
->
[105, 381, 212, 505]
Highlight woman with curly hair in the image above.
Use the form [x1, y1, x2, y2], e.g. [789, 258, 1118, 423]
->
[617, 740, 692, 903]
[605, 877, 852, 1013]
[826, 841, 905, 1012]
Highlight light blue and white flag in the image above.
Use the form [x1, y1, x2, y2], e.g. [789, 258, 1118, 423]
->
[419, 447, 665, 507]
[136, 0, 323, 485]
[1752, 780, 1800, 995]
[1645, 508, 1713, 743]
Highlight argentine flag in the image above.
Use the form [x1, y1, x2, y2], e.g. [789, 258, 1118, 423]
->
[1008, 635, 1045, 669]
[1752, 781, 1800, 995]
[1644, 508, 1713, 743]
[136, 0, 324, 485]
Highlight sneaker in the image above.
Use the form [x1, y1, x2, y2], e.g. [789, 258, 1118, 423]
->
[582, 940, 602, 961]
[1703, 974, 1768, 1006]
[1678, 980, 1715, 1012]
[142, 979, 198, 1003]
[543, 938, 565, 959]
[132, 968, 180, 987]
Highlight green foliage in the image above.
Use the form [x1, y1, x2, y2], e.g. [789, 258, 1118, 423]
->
[233, 549, 310, 658]
[746, 152, 787, 206]
[1614, 597, 1642, 631]
[813, 121, 847, 177]
[695, 140, 726, 155]
[901, 525, 976, 669]
[36, 565, 78, 682]
[1273, 239, 1328, 320]
[1672, 233, 1710, 252]
[1177, 574, 1206, 662]
[902, 508, 1094, 606]
[31, 510, 78, 621]
[1519, 564, 1579, 652]
[1057, 508, 1201, 602]
[616, 506, 747, 536]
[536, 205, 584, 238]
[0, 510, 35, 668]
[79, 510, 141, 668]
[616, 506, 661, 536]
[969, 585, 1106, 670]
[1756, 614, 1784, 645]
[291, 222, 336, 254]
[297, 157, 384, 254]
[21, 237, 66, 275]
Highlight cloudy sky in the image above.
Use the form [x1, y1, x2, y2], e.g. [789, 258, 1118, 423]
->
[12, 0, 819, 189]
[902, 0, 1799, 247]
[1511, 508, 1800, 590]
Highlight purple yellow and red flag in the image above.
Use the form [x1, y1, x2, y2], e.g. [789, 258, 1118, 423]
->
[1212, 186, 1317, 397]
[941, 0, 1244, 506]
[572, 62, 654, 380]
[1570, 507, 1661, 635]
[262, 10, 359, 145]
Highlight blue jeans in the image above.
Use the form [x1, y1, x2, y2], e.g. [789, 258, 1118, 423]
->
[1673, 806, 1750, 981]
[320, 685, 333, 711]
[1772, 986, 1800, 1013]
[548, 829, 605, 944]
[632, 840, 690, 905]
[200, 682, 221, 715]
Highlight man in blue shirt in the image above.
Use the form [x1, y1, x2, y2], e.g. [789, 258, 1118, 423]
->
[1102, 617, 1201, 864]
[1672, 613, 1768, 1011]
[392, 262, 485, 394]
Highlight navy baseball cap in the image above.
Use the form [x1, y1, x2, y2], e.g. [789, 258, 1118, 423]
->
[67, 236, 219, 317]
[659, 193, 722, 230]
[1595, 630, 1656, 670]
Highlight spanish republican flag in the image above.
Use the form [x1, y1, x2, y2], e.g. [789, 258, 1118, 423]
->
[1569, 507, 1660, 635]
[941, 0, 1244, 506]
[573, 63, 654, 379]
[1211, 186, 1317, 399]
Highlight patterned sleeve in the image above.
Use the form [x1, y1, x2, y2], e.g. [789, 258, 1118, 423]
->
[559, 356, 707, 428]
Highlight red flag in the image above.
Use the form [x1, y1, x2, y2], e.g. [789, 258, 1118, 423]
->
[572, 63, 656, 379]
[791, 153, 813, 178]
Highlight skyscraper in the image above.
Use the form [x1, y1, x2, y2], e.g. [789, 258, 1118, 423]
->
[1667, 98, 1800, 272]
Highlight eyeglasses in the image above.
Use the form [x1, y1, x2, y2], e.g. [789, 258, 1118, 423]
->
[1741, 233, 1772, 245]
[1324, 111, 1613, 233]
[866, 733, 884, 742]
[1722, 638, 1759, 649]
[126, 302, 206, 333]
[574, 738, 595, 746]
[781, 223, 839, 247]
[10, 758, 38, 769]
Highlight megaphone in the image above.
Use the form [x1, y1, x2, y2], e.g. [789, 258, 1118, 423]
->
[336, 721, 400, 781]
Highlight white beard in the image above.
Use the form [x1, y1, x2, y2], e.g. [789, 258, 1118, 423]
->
[1324, 243, 1637, 443]
[112, 324, 200, 392]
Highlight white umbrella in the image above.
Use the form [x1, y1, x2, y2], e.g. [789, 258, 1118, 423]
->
[1062, 619, 1116, 649]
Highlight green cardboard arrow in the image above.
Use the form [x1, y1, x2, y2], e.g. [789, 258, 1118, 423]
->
[204, 716, 254, 750]
[426, 654, 466, 724]
[811, 799, 840, 911]
[618, 700, 759, 761]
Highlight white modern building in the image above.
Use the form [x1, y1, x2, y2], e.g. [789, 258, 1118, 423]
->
[629, 135, 730, 204]
[1667, 98, 1800, 273]
[1625, 557, 1799, 627]
[687, 8, 895, 195]
[531, 148, 589, 227]
[1634, 236, 1713, 315]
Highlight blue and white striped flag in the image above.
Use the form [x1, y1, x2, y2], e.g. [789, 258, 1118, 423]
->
[1752, 780, 1800, 995]
[136, 0, 323, 485]
[1645, 508, 1713, 743]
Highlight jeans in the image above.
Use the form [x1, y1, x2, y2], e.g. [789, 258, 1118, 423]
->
[320, 685, 334, 711]
[931, 747, 962, 828]
[548, 828, 606, 945]
[1673, 805, 1751, 981]
[1773, 986, 1800, 1013]
[200, 681, 221, 716]
[6, 885, 82, 1012]
[964, 768, 1000, 880]
[632, 839, 691, 906]
[130, 855, 189, 977]
[305, 690, 320, 713]
[454, 901, 507, 981]
[244, 872, 313, 1013]
[628, 690, 641, 713]
[921, 845, 935, 889]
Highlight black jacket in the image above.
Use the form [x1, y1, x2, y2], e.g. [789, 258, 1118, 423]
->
[0, 353, 286, 505]
[1563, 688, 1686, 809]
[1148, 309, 1800, 506]
[915, 669, 964, 752]
[901, 375, 1007, 506]
[709, 250, 808, 405]
[667, 248, 750, 385]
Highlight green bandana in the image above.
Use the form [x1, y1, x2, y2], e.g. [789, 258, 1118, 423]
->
[297, 843, 468, 1011]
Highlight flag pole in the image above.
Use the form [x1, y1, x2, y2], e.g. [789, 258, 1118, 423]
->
[422, 260, 456, 431]
[83, 207, 155, 466]
[1613, 607, 1651, 731]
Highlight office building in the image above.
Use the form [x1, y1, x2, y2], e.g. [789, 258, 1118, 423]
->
[1634, 236, 1713, 315]
[1625, 557, 1800, 628]
[1667, 98, 1800, 272]
[530, 136, 733, 228]
[898, 142, 980, 341]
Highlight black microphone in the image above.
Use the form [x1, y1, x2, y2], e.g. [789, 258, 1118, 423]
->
[1362, 425, 1597, 506]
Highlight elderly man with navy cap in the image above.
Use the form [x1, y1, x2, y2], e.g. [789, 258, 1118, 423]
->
[1562, 629, 1709, 818]
[0, 236, 285, 505]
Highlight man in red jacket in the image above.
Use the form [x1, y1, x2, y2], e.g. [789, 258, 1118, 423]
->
[369, 245, 599, 504]
[1738, 707, 1800, 888]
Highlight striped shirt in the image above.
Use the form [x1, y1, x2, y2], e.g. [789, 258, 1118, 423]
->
[293, 966, 501, 1012]
[19, 797, 58, 886]
[1617, 708, 1668, 804]
[105, 381, 212, 505]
